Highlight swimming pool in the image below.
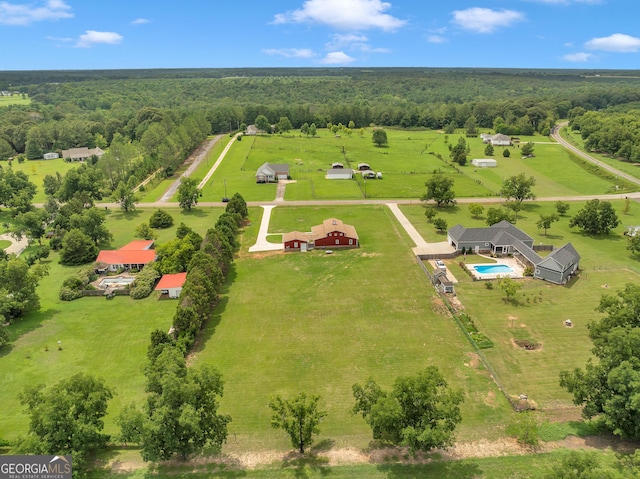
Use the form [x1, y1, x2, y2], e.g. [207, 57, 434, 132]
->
[99, 276, 135, 288]
[473, 264, 514, 274]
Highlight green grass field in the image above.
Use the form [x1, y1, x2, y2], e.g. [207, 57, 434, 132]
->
[0, 95, 30, 107]
[196, 128, 633, 203]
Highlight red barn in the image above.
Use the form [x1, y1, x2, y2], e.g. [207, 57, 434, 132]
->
[312, 218, 359, 248]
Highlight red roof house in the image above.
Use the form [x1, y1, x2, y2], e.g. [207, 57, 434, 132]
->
[96, 240, 156, 272]
[155, 272, 187, 299]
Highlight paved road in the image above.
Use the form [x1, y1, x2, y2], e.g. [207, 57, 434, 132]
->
[551, 122, 640, 187]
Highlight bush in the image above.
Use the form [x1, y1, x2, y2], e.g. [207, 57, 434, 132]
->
[59, 265, 98, 301]
[149, 209, 174, 229]
[130, 267, 161, 299]
[59, 286, 83, 301]
[523, 265, 534, 276]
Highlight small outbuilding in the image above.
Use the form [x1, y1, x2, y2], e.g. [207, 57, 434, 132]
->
[357, 163, 371, 171]
[471, 158, 497, 168]
[155, 272, 187, 299]
[43, 152, 59, 160]
[327, 168, 353, 180]
[283, 231, 311, 252]
[331, 162, 344, 169]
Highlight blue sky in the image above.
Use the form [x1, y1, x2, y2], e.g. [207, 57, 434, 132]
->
[1, 0, 639, 70]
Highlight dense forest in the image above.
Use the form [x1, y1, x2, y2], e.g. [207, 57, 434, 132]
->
[2, 67, 640, 198]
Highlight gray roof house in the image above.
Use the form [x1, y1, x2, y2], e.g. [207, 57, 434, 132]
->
[255, 162, 289, 183]
[448, 221, 580, 284]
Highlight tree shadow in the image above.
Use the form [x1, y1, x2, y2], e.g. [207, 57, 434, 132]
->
[191, 296, 228, 356]
[282, 451, 332, 479]
[4, 308, 60, 347]
[377, 460, 482, 479]
[179, 208, 209, 218]
[109, 211, 141, 222]
[310, 438, 335, 453]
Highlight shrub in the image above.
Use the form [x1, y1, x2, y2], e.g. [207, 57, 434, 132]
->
[523, 266, 534, 276]
[130, 267, 161, 299]
[149, 209, 174, 229]
[59, 286, 83, 301]
[59, 265, 99, 301]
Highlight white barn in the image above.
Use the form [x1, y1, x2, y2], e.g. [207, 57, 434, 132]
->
[326, 168, 353, 180]
[471, 158, 497, 168]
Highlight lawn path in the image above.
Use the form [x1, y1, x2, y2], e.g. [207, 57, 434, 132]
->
[158, 134, 223, 202]
[197, 133, 239, 190]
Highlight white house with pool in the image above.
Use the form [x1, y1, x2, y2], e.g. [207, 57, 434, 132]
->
[447, 221, 580, 284]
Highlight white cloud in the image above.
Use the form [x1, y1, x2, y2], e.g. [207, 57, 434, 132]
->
[585, 33, 640, 52]
[427, 35, 446, 44]
[324, 33, 388, 53]
[76, 31, 123, 48]
[320, 51, 355, 64]
[326, 33, 368, 50]
[452, 8, 524, 34]
[563, 52, 593, 62]
[273, 0, 405, 31]
[45, 35, 73, 42]
[0, 0, 72, 26]
[131, 18, 150, 25]
[263, 48, 316, 58]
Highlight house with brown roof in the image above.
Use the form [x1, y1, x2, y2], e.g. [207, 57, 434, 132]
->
[155, 272, 187, 298]
[95, 240, 156, 272]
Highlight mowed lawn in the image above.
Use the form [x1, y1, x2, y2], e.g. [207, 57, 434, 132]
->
[8, 159, 76, 203]
[400, 199, 640, 408]
[194, 205, 512, 454]
[0, 207, 226, 440]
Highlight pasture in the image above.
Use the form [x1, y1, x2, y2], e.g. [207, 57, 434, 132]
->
[198, 128, 634, 202]
[400, 199, 640, 408]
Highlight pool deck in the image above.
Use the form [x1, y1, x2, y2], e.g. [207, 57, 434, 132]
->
[463, 257, 525, 280]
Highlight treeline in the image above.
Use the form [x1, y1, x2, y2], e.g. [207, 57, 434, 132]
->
[570, 106, 640, 162]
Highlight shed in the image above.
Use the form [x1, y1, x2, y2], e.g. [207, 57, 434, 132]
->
[155, 272, 187, 299]
[43, 152, 59, 160]
[471, 158, 497, 168]
[283, 231, 311, 252]
[331, 162, 344, 169]
[357, 163, 371, 171]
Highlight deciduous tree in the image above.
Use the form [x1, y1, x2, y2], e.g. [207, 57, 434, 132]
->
[468, 203, 484, 219]
[372, 129, 388, 147]
[19, 373, 113, 472]
[178, 177, 200, 211]
[537, 213, 559, 236]
[59, 228, 99, 265]
[269, 393, 327, 454]
[501, 173, 536, 204]
[352, 367, 463, 452]
[421, 174, 455, 207]
[569, 199, 620, 235]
